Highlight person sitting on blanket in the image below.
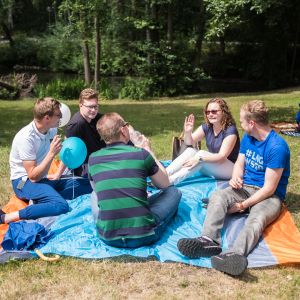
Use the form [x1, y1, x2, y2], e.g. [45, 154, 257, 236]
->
[166, 98, 240, 184]
[0, 97, 92, 224]
[296, 103, 300, 132]
[50, 88, 106, 179]
[88, 112, 182, 248]
[177, 100, 290, 276]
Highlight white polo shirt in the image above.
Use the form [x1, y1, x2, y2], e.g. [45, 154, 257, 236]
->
[9, 121, 57, 180]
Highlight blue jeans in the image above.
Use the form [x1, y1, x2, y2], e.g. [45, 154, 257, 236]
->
[12, 177, 92, 220]
[91, 186, 182, 248]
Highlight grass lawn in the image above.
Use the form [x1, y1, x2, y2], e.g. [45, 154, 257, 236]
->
[0, 89, 300, 299]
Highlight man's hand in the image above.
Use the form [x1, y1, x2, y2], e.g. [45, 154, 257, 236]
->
[184, 114, 195, 134]
[49, 135, 62, 157]
[229, 176, 243, 189]
[183, 157, 200, 170]
[137, 136, 151, 151]
[228, 202, 245, 214]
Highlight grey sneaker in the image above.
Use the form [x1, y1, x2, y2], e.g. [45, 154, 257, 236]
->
[177, 236, 222, 259]
[211, 252, 248, 276]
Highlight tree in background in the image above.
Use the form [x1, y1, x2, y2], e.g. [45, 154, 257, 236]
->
[1, 0, 300, 98]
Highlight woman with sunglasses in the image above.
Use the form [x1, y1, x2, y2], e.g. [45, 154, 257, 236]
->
[167, 98, 240, 184]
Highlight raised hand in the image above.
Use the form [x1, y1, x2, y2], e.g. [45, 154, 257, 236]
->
[184, 114, 195, 134]
[49, 135, 62, 157]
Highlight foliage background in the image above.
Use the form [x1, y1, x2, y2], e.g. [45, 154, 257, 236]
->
[2, 0, 300, 99]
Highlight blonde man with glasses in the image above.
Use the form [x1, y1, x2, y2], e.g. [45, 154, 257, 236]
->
[0, 98, 91, 224]
[66, 88, 106, 176]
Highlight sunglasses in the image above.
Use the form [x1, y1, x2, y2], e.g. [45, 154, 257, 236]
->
[205, 109, 221, 115]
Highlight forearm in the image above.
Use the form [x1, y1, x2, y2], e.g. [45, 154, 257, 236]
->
[148, 150, 168, 176]
[194, 151, 227, 163]
[183, 132, 195, 146]
[28, 152, 55, 181]
[241, 186, 275, 209]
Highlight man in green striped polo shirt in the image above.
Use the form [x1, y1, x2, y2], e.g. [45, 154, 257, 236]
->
[88, 112, 181, 248]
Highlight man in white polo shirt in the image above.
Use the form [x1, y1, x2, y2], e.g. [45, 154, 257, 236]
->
[0, 97, 92, 224]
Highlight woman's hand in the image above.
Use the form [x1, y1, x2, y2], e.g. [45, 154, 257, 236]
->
[183, 157, 200, 170]
[184, 114, 195, 134]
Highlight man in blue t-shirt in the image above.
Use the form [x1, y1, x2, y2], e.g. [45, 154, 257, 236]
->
[177, 100, 290, 276]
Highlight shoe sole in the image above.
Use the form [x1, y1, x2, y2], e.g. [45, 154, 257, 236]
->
[177, 239, 222, 259]
[211, 254, 248, 276]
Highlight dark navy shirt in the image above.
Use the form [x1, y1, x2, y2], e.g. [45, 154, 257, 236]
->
[202, 123, 240, 163]
[66, 112, 106, 176]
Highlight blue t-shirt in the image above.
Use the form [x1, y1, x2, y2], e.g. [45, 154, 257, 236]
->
[202, 123, 240, 163]
[240, 130, 290, 200]
[295, 110, 300, 124]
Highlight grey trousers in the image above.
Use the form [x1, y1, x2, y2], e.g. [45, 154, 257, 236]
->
[202, 185, 282, 256]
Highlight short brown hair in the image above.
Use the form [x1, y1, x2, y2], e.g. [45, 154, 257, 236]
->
[33, 97, 61, 121]
[96, 112, 125, 143]
[204, 98, 236, 130]
[79, 88, 98, 104]
[241, 100, 269, 125]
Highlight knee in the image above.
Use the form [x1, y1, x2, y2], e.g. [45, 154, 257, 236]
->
[169, 186, 182, 199]
[209, 190, 225, 204]
[246, 216, 266, 234]
[54, 199, 69, 215]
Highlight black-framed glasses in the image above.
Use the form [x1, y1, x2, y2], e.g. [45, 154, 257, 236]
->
[205, 109, 221, 115]
[122, 122, 129, 128]
[82, 104, 99, 110]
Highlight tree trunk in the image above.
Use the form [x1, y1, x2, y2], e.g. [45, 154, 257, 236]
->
[94, 14, 101, 90]
[1, 22, 14, 46]
[193, 0, 205, 67]
[167, 2, 173, 44]
[145, 2, 152, 65]
[290, 13, 300, 81]
[82, 40, 91, 85]
[220, 36, 225, 57]
[8, 4, 13, 30]
[151, 3, 159, 44]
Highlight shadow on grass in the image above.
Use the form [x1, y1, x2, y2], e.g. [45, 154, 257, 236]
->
[285, 192, 300, 214]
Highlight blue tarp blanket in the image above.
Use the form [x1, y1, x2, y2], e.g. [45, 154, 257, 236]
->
[1, 168, 300, 267]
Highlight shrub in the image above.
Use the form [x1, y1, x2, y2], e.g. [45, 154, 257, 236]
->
[98, 79, 115, 100]
[34, 78, 86, 100]
[119, 77, 152, 100]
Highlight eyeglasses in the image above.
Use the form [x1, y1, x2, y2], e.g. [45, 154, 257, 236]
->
[82, 104, 99, 110]
[205, 109, 221, 115]
[122, 122, 129, 128]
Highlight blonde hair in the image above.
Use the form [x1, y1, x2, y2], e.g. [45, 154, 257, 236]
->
[241, 100, 269, 125]
[33, 97, 61, 121]
[96, 112, 125, 143]
[204, 98, 235, 130]
[79, 88, 98, 104]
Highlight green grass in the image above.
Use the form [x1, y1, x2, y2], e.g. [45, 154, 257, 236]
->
[0, 89, 300, 299]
